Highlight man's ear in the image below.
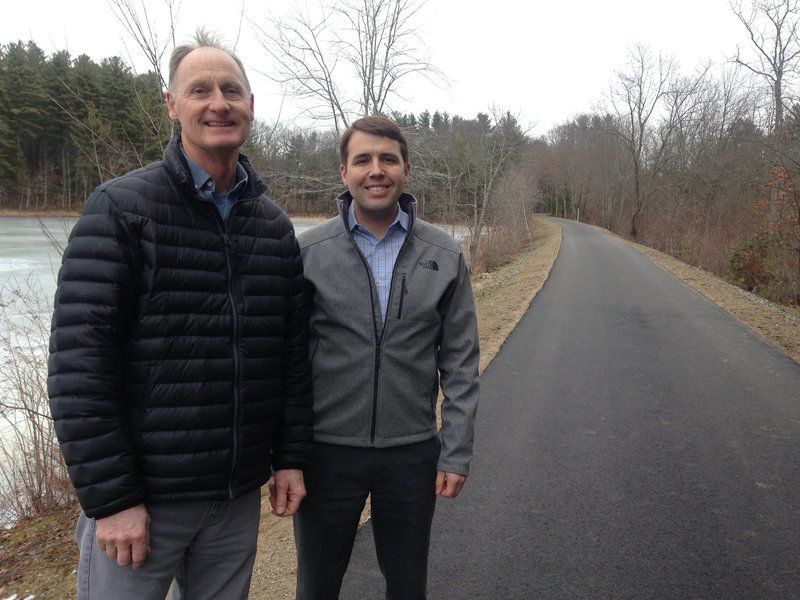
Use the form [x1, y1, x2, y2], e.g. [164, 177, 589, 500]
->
[340, 164, 347, 185]
[249, 94, 255, 122]
[165, 91, 178, 122]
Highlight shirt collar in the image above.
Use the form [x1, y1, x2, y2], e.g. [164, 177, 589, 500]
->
[182, 149, 248, 197]
[348, 201, 409, 235]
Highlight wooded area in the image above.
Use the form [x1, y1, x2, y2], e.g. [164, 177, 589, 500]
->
[0, 41, 168, 210]
[542, 1, 800, 306]
[1, 0, 799, 304]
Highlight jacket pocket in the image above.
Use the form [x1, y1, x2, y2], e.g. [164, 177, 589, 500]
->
[397, 273, 407, 319]
[376, 318, 440, 439]
[130, 362, 154, 436]
[309, 337, 321, 367]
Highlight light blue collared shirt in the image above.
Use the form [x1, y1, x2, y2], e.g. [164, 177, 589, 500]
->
[182, 151, 248, 222]
[348, 201, 409, 324]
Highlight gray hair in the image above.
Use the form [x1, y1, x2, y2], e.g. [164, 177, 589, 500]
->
[168, 28, 251, 93]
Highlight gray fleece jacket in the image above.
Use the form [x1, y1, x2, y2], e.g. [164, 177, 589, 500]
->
[298, 192, 480, 476]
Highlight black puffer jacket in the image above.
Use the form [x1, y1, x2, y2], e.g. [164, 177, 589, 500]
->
[48, 137, 312, 519]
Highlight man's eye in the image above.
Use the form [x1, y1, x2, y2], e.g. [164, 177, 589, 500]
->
[191, 87, 207, 95]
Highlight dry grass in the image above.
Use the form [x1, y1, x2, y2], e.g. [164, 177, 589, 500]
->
[0, 209, 81, 218]
[0, 508, 78, 599]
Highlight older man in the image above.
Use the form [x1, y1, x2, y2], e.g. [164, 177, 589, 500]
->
[48, 30, 311, 599]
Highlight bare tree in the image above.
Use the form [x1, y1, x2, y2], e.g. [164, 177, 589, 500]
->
[107, 0, 181, 142]
[731, 0, 800, 136]
[410, 117, 471, 228]
[107, 0, 180, 91]
[340, 0, 433, 116]
[253, 0, 438, 135]
[606, 46, 710, 238]
[254, 7, 350, 135]
[464, 110, 527, 258]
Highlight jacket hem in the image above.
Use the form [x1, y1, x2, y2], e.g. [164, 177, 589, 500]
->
[313, 429, 437, 448]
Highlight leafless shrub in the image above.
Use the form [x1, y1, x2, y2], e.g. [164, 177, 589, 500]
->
[0, 276, 74, 524]
[468, 161, 539, 274]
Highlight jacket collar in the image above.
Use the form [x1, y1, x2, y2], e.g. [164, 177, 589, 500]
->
[163, 136, 268, 201]
[336, 190, 417, 234]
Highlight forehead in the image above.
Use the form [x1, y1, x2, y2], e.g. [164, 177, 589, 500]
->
[346, 131, 403, 159]
[175, 47, 247, 87]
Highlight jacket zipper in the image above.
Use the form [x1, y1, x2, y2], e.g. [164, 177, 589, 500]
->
[372, 252, 409, 443]
[181, 161, 262, 499]
[349, 242, 381, 443]
[345, 207, 411, 444]
[212, 206, 240, 499]
[397, 273, 407, 319]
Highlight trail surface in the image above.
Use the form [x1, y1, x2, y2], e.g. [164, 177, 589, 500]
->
[340, 218, 800, 599]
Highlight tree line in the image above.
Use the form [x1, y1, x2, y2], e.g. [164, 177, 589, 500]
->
[540, 5, 800, 307]
[2, 0, 800, 306]
[0, 40, 169, 210]
[0, 37, 533, 273]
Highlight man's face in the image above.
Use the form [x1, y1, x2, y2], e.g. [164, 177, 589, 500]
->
[340, 131, 410, 220]
[166, 47, 254, 164]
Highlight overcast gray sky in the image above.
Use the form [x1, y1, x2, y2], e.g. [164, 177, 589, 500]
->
[2, 0, 748, 134]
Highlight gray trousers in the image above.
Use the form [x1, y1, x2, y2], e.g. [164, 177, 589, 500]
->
[76, 490, 260, 600]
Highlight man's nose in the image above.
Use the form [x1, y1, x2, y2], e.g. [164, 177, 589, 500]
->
[208, 89, 230, 112]
[368, 160, 384, 176]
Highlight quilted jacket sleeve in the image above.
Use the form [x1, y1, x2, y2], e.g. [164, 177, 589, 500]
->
[48, 190, 146, 519]
[271, 231, 313, 471]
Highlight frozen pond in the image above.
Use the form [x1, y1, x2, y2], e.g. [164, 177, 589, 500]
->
[0, 217, 334, 303]
[0, 217, 75, 304]
[0, 212, 468, 375]
[0, 216, 468, 302]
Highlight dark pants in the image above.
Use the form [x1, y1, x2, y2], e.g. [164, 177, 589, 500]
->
[294, 438, 439, 600]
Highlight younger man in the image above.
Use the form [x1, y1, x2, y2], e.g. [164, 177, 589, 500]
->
[296, 115, 479, 599]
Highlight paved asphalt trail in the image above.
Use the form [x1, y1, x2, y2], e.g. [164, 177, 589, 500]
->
[339, 219, 800, 599]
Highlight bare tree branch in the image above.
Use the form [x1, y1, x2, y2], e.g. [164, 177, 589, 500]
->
[730, 0, 800, 134]
[251, 0, 441, 133]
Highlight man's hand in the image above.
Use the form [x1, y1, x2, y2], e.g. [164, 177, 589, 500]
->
[268, 469, 306, 517]
[436, 471, 466, 499]
[95, 503, 150, 569]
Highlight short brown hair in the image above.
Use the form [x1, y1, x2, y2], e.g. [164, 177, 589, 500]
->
[340, 115, 409, 165]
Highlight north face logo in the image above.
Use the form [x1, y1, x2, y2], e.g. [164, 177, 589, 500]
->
[419, 260, 439, 271]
